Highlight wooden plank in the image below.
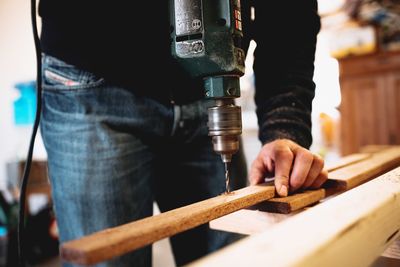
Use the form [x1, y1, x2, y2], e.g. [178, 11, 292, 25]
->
[209, 209, 296, 236]
[382, 238, 400, 260]
[210, 190, 326, 233]
[359, 145, 393, 154]
[210, 148, 400, 234]
[254, 147, 400, 214]
[254, 189, 326, 214]
[190, 167, 400, 267]
[60, 184, 275, 265]
[328, 147, 400, 190]
[325, 153, 371, 172]
[249, 153, 372, 215]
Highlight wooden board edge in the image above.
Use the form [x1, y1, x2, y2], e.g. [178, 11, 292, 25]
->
[189, 167, 400, 267]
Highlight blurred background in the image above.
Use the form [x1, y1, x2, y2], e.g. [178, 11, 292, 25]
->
[1, 0, 400, 266]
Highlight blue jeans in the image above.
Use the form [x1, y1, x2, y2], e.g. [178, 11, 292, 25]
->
[40, 54, 248, 266]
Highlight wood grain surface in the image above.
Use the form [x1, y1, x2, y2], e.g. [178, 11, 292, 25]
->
[254, 189, 326, 214]
[255, 147, 400, 214]
[61, 184, 275, 265]
[328, 146, 400, 190]
[325, 153, 371, 172]
[191, 167, 400, 267]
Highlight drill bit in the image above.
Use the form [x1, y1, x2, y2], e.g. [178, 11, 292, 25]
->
[224, 162, 231, 194]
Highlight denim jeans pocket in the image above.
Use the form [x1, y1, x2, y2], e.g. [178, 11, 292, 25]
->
[42, 54, 105, 91]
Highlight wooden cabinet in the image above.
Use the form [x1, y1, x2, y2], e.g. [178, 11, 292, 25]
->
[6, 160, 51, 211]
[338, 51, 400, 155]
[386, 72, 400, 144]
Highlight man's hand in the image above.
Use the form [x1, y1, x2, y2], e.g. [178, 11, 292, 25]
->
[249, 139, 328, 197]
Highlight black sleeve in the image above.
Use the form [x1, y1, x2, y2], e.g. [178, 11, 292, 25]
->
[244, 0, 321, 148]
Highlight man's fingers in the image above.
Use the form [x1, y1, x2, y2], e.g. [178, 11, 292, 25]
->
[249, 157, 265, 185]
[302, 154, 325, 189]
[250, 148, 275, 185]
[289, 148, 314, 192]
[310, 169, 328, 189]
[272, 146, 294, 197]
[249, 139, 327, 196]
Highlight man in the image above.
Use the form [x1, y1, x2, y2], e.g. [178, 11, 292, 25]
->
[38, 0, 327, 266]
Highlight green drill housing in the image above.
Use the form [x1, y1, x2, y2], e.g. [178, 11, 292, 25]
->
[170, 0, 246, 99]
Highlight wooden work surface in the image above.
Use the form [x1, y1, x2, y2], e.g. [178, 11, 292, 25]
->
[61, 146, 400, 265]
[245, 146, 400, 215]
[192, 167, 400, 267]
[211, 146, 400, 234]
[61, 184, 275, 265]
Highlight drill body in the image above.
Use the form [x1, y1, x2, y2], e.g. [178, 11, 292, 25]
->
[170, 0, 245, 165]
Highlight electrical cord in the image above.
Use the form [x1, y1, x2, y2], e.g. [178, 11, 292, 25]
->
[18, 0, 42, 265]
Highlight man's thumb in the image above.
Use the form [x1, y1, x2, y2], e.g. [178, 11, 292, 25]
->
[275, 175, 289, 197]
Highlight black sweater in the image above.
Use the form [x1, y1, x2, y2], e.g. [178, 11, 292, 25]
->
[39, 0, 320, 148]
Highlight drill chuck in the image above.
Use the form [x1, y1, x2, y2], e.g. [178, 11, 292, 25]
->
[208, 99, 242, 163]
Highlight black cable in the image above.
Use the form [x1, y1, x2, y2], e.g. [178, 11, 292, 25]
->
[18, 0, 42, 265]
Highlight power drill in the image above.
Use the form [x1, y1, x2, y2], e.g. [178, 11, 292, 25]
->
[170, 0, 245, 192]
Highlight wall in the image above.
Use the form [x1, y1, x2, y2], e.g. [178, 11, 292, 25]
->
[0, 0, 45, 189]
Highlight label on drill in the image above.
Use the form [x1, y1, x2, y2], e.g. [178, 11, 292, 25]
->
[233, 0, 242, 32]
[174, 0, 203, 36]
[176, 40, 204, 57]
